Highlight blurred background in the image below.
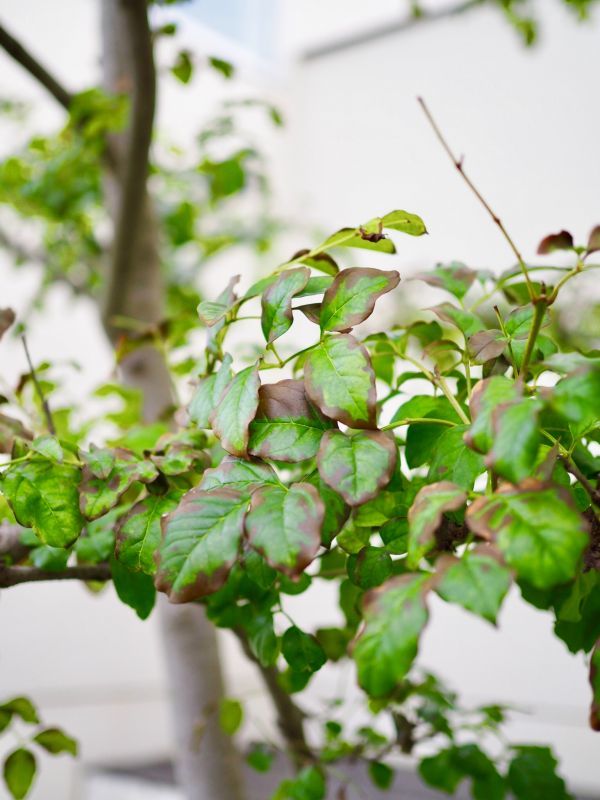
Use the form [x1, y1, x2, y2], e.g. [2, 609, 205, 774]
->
[1, 1, 599, 797]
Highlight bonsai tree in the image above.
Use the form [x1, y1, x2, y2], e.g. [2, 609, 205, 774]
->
[0, 3, 598, 799]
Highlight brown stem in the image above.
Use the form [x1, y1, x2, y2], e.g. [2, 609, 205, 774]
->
[0, 22, 73, 109]
[21, 335, 56, 435]
[0, 563, 111, 588]
[234, 627, 314, 766]
[417, 96, 535, 301]
[560, 456, 600, 507]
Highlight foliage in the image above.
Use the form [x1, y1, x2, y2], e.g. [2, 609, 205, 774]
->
[1, 204, 598, 796]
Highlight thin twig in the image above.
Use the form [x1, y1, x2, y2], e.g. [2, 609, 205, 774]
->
[21, 335, 56, 435]
[0, 563, 111, 588]
[417, 96, 535, 300]
[560, 455, 600, 507]
[0, 22, 73, 109]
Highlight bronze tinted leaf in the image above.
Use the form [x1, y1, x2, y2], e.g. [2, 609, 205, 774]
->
[407, 482, 467, 568]
[0, 308, 15, 340]
[211, 364, 261, 457]
[320, 268, 400, 332]
[537, 230, 574, 254]
[261, 266, 310, 343]
[468, 330, 507, 363]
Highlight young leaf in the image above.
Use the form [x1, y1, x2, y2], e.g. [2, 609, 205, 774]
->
[508, 746, 572, 800]
[380, 209, 427, 236]
[429, 302, 484, 339]
[79, 448, 158, 520]
[111, 557, 156, 620]
[486, 398, 541, 483]
[219, 698, 243, 735]
[317, 429, 396, 507]
[155, 487, 249, 602]
[197, 300, 230, 327]
[245, 482, 323, 576]
[320, 267, 400, 332]
[407, 482, 467, 568]
[4, 749, 36, 800]
[586, 224, 600, 255]
[413, 263, 477, 299]
[282, 626, 326, 673]
[261, 266, 310, 343]
[436, 549, 512, 624]
[188, 355, 233, 429]
[465, 377, 520, 454]
[353, 574, 430, 696]
[304, 334, 377, 429]
[115, 493, 179, 575]
[427, 426, 485, 490]
[30, 435, 63, 463]
[248, 379, 333, 463]
[0, 698, 39, 725]
[467, 482, 589, 589]
[32, 728, 78, 756]
[211, 364, 260, 457]
[589, 641, 600, 731]
[2, 458, 84, 547]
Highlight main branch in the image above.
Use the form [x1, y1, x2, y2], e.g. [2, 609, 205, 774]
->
[0, 563, 111, 588]
[0, 22, 73, 109]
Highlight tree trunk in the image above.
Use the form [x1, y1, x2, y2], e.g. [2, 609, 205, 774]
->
[100, 2, 245, 798]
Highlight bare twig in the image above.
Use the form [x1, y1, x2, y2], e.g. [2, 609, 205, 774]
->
[21, 335, 56, 435]
[0, 563, 111, 588]
[417, 96, 535, 300]
[560, 455, 600, 507]
[102, 0, 157, 337]
[0, 22, 73, 109]
[234, 627, 314, 766]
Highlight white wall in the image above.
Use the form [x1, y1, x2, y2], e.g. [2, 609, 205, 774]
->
[0, 1, 599, 797]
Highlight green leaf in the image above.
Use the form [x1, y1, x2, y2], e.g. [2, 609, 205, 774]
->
[115, 493, 179, 575]
[548, 366, 600, 436]
[30, 435, 63, 462]
[304, 473, 349, 547]
[420, 744, 507, 800]
[80, 444, 115, 480]
[2, 458, 83, 547]
[320, 267, 400, 332]
[467, 483, 589, 589]
[273, 765, 326, 800]
[380, 209, 427, 236]
[245, 612, 280, 667]
[111, 557, 156, 620]
[219, 698, 243, 735]
[347, 546, 393, 589]
[393, 395, 460, 468]
[246, 742, 274, 772]
[407, 482, 467, 568]
[208, 55, 234, 79]
[429, 302, 484, 338]
[436, 549, 512, 624]
[317, 429, 396, 507]
[304, 334, 376, 429]
[156, 487, 248, 602]
[248, 379, 333, 463]
[171, 49, 193, 83]
[197, 300, 230, 326]
[282, 626, 326, 673]
[32, 728, 78, 756]
[4, 749, 36, 800]
[486, 398, 541, 483]
[199, 455, 278, 492]
[245, 482, 323, 576]
[0, 698, 39, 725]
[285, 249, 338, 277]
[261, 267, 310, 343]
[368, 761, 394, 790]
[79, 448, 158, 520]
[590, 642, 600, 730]
[353, 574, 430, 696]
[315, 626, 351, 661]
[414, 262, 477, 299]
[508, 746, 572, 800]
[211, 364, 261, 457]
[427, 426, 485, 490]
[466, 377, 520, 454]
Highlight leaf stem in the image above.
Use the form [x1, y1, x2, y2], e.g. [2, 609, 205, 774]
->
[381, 417, 456, 431]
[518, 298, 547, 379]
[418, 97, 535, 301]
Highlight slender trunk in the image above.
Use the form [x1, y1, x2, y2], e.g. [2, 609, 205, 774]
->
[100, 2, 245, 798]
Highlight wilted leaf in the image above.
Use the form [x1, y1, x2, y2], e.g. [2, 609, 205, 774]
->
[320, 268, 400, 332]
[156, 487, 248, 602]
[245, 482, 323, 576]
[407, 482, 467, 568]
[467, 482, 589, 589]
[353, 574, 430, 697]
[317, 429, 396, 506]
[304, 334, 376, 429]
[2, 458, 84, 547]
[248, 379, 333, 462]
[436, 548, 511, 624]
[261, 267, 310, 343]
[211, 364, 260, 457]
[115, 493, 179, 575]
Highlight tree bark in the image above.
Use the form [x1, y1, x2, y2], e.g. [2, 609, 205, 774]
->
[100, 3, 245, 798]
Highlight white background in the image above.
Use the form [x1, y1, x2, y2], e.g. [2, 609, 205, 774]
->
[0, 1, 599, 796]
